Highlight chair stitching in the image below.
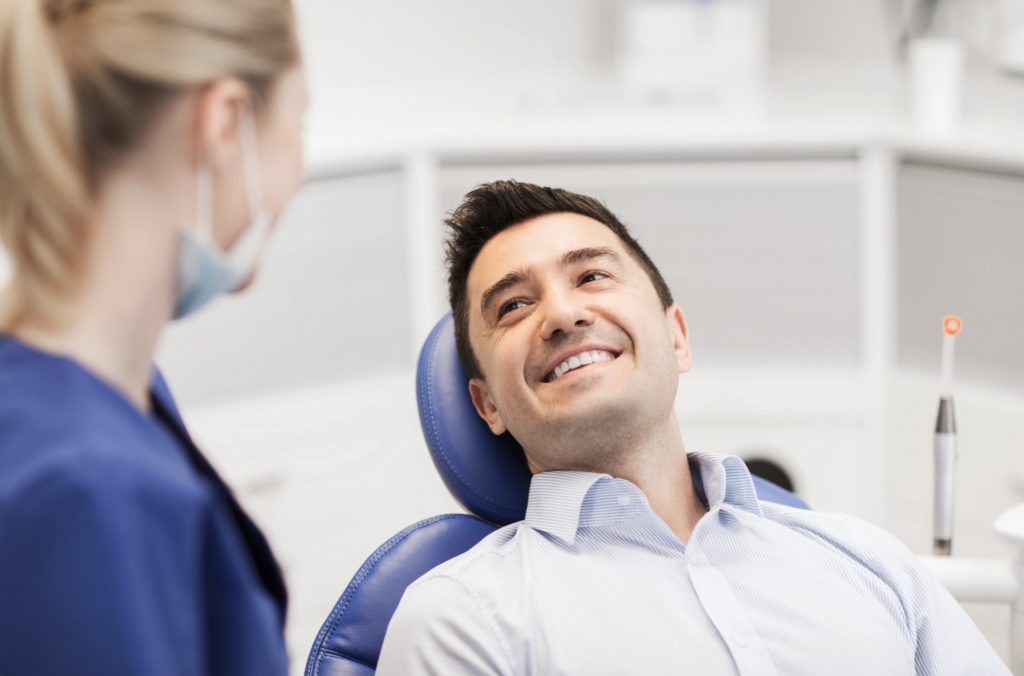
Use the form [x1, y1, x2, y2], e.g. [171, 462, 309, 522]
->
[315, 648, 376, 673]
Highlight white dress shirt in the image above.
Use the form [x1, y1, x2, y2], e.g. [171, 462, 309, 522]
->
[377, 452, 1007, 675]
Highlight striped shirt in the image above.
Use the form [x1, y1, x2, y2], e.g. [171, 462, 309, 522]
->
[377, 452, 1007, 675]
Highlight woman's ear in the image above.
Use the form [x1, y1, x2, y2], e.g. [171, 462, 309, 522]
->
[468, 377, 508, 435]
[194, 78, 249, 169]
[666, 304, 691, 373]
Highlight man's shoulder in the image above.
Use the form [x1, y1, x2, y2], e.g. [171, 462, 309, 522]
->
[379, 524, 528, 674]
[759, 501, 909, 550]
[408, 520, 527, 592]
[383, 520, 531, 660]
[757, 500, 924, 585]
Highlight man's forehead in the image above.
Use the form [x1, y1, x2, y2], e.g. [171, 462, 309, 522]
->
[467, 213, 626, 297]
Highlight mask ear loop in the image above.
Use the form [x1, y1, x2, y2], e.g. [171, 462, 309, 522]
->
[195, 158, 214, 244]
[239, 109, 265, 223]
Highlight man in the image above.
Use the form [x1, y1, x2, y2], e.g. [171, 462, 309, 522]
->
[376, 181, 1006, 675]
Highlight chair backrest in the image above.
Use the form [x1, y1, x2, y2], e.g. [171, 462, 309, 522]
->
[305, 313, 808, 675]
[304, 514, 496, 676]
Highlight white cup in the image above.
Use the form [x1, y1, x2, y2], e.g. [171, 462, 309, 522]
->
[998, 0, 1024, 75]
[909, 38, 966, 134]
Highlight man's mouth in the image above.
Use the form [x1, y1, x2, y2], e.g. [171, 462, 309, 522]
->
[543, 349, 619, 383]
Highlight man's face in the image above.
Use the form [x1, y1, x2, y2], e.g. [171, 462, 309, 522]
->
[465, 212, 691, 473]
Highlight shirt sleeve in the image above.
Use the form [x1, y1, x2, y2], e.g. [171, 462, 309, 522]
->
[0, 463, 208, 676]
[376, 575, 516, 676]
[843, 516, 1011, 675]
[908, 563, 1011, 675]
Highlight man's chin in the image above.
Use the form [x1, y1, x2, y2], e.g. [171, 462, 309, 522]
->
[540, 397, 631, 437]
[537, 375, 625, 411]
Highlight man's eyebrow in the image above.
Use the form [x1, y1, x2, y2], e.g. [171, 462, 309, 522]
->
[478, 248, 621, 319]
[480, 269, 532, 319]
[562, 247, 622, 266]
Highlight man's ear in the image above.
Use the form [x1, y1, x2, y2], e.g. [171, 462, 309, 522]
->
[666, 305, 691, 374]
[468, 377, 508, 435]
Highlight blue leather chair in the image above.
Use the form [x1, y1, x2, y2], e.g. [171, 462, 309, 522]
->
[304, 313, 809, 676]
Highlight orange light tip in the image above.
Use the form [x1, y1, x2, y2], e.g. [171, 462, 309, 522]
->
[943, 314, 963, 337]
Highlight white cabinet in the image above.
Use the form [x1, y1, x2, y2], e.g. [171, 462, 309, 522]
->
[897, 163, 1024, 388]
[888, 161, 1024, 556]
[888, 162, 1024, 663]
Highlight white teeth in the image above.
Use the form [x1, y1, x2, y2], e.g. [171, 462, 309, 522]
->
[548, 350, 616, 381]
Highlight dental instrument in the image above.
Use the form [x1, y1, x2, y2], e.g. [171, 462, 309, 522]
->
[934, 314, 962, 556]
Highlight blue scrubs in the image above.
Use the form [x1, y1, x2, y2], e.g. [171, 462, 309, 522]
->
[0, 336, 288, 675]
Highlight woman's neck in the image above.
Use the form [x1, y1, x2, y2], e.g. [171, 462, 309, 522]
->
[11, 173, 180, 412]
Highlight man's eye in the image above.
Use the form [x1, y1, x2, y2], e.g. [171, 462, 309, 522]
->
[579, 270, 609, 284]
[498, 298, 527, 318]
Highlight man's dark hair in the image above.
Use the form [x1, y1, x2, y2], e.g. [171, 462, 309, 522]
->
[445, 180, 674, 380]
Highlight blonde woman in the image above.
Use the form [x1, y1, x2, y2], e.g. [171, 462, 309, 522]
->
[0, 1, 307, 673]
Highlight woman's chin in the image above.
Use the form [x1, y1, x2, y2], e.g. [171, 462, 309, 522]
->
[231, 270, 259, 294]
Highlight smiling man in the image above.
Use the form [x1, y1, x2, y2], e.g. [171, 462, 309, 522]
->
[375, 181, 1006, 675]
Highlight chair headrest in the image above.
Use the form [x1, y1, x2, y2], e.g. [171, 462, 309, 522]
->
[416, 313, 532, 525]
[416, 314, 809, 525]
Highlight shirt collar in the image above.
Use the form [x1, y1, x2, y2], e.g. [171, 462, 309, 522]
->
[524, 471, 607, 545]
[688, 451, 763, 516]
[524, 452, 762, 545]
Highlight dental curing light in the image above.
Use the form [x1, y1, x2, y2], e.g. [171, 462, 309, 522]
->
[934, 314, 962, 556]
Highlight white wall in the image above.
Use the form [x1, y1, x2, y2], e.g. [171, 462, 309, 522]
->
[294, 0, 898, 107]
[293, 0, 615, 109]
[769, 0, 893, 63]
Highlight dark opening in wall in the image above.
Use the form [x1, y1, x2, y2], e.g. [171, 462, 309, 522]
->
[744, 457, 796, 494]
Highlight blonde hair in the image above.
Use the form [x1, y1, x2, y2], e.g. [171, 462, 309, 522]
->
[0, 0, 298, 326]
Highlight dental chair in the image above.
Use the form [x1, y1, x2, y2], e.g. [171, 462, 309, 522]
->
[304, 313, 809, 676]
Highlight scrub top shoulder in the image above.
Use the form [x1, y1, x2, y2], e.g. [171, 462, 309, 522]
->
[0, 336, 289, 676]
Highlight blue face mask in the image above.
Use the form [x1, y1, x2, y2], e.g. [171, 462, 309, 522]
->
[173, 112, 272, 320]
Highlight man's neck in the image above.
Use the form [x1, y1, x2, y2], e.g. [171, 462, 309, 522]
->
[601, 419, 708, 545]
[530, 411, 709, 544]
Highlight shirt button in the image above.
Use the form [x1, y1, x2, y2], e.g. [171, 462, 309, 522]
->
[618, 494, 632, 507]
[731, 632, 749, 648]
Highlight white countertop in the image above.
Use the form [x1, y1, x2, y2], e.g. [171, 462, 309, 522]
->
[303, 62, 1024, 177]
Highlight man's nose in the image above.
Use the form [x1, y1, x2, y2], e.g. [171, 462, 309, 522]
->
[539, 290, 595, 341]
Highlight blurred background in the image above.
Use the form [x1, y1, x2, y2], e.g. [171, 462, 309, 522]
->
[3, 0, 1022, 671]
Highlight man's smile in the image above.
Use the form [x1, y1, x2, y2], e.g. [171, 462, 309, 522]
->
[540, 345, 622, 383]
